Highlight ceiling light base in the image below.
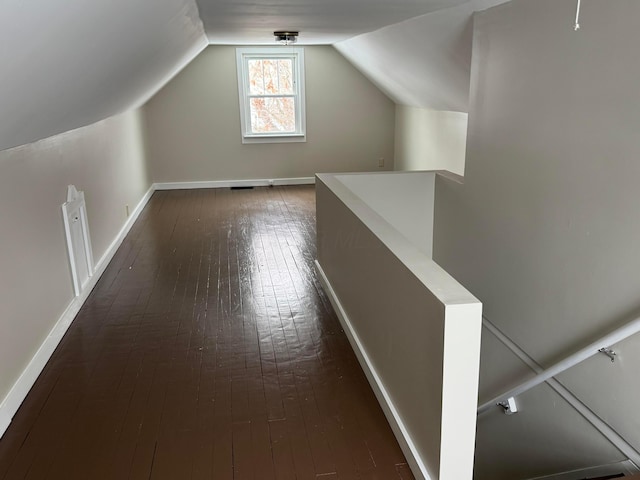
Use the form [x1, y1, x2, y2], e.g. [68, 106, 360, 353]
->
[274, 31, 298, 45]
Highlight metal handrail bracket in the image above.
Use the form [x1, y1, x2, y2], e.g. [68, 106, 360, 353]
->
[478, 315, 640, 415]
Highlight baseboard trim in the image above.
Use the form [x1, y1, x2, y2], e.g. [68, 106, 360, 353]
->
[0, 178, 313, 440]
[0, 185, 154, 439]
[314, 259, 429, 480]
[526, 460, 640, 480]
[154, 177, 315, 190]
[93, 186, 155, 276]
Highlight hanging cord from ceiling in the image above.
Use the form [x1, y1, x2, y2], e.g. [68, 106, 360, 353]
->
[574, 0, 581, 31]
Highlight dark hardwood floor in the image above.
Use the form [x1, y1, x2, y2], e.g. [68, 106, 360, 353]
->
[0, 186, 414, 479]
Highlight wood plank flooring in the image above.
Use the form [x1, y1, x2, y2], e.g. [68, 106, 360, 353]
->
[0, 186, 414, 480]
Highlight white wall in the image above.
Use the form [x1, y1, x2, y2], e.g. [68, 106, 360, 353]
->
[433, 0, 640, 477]
[332, 1, 510, 112]
[334, 172, 435, 257]
[335, 3, 474, 112]
[143, 45, 396, 183]
[394, 106, 467, 175]
[0, 0, 206, 152]
[0, 110, 151, 427]
[316, 173, 482, 480]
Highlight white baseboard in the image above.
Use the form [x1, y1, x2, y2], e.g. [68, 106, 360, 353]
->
[93, 186, 155, 276]
[0, 411, 10, 438]
[0, 178, 315, 439]
[154, 177, 315, 190]
[314, 260, 429, 480]
[0, 178, 314, 440]
[0, 185, 154, 439]
[526, 460, 640, 480]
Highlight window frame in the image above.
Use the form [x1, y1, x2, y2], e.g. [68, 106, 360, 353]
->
[235, 47, 306, 144]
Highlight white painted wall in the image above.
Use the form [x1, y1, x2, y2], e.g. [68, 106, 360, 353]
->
[433, 0, 640, 477]
[394, 106, 468, 175]
[143, 45, 396, 182]
[332, 1, 511, 112]
[316, 172, 482, 480]
[334, 172, 435, 257]
[0, 0, 206, 152]
[335, 3, 474, 112]
[0, 110, 151, 429]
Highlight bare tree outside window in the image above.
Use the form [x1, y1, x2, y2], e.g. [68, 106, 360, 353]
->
[248, 59, 296, 133]
[236, 48, 306, 143]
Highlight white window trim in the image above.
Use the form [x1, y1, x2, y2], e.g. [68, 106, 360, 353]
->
[236, 47, 306, 144]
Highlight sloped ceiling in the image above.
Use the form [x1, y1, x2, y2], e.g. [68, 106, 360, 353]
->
[197, 0, 469, 45]
[335, 0, 511, 112]
[0, 0, 207, 152]
[0, 0, 512, 152]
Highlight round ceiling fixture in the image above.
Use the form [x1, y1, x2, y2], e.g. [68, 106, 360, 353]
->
[274, 31, 298, 45]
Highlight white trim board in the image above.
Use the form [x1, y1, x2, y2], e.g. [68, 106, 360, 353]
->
[154, 177, 315, 190]
[0, 185, 154, 440]
[315, 259, 429, 480]
[0, 176, 316, 439]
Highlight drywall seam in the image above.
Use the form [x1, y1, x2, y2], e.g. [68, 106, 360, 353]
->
[0, 185, 155, 439]
[154, 177, 315, 190]
[315, 259, 429, 480]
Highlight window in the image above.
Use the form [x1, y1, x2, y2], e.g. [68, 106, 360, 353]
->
[236, 47, 306, 143]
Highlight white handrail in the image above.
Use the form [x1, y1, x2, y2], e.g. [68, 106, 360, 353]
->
[478, 315, 640, 415]
[480, 317, 640, 466]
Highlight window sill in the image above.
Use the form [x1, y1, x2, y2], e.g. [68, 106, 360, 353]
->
[241, 133, 306, 145]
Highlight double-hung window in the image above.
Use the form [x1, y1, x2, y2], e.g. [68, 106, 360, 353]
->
[236, 47, 306, 143]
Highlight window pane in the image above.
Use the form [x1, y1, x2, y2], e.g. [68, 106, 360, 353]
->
[278, 59, 293, 94]
[237, 48, 305, 141]
[250, 97, 296, 133]
[248, 59, 264, 95]
[249, 58, 294, 96]
[263, 59, 279, 94]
